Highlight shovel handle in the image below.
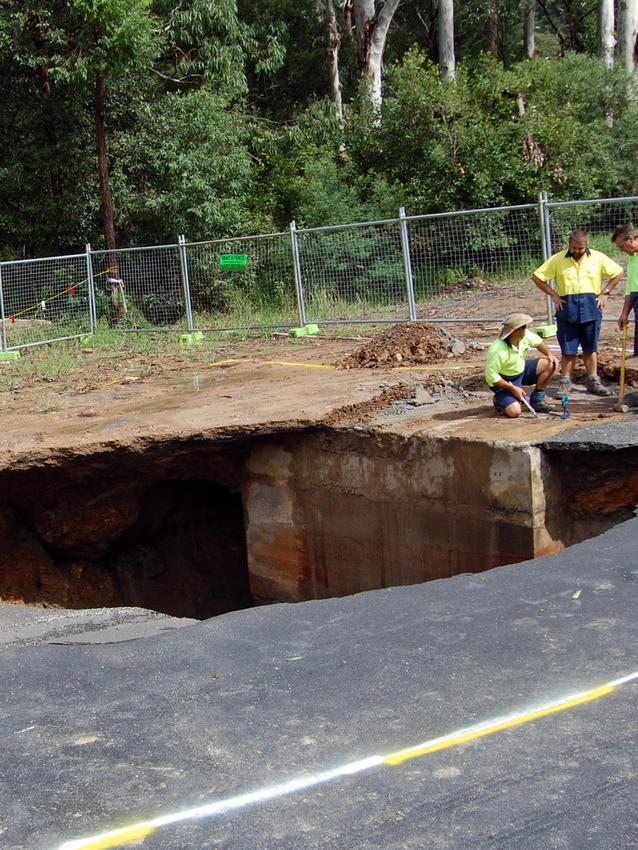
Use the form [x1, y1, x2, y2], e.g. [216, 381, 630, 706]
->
[521, 394, 538, 416]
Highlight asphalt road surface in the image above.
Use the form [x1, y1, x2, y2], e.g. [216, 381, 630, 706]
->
[2, 519, 637, 850]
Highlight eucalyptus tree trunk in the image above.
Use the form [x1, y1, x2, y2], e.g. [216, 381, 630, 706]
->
[523, 0, 536, 59]
[95, 68, 116, 254]
[95, 66, 125, 321]
[486, 0, 498, 57]
[618, 0, 638, 76]
[325, 0, 344, 125]
[598, 0, 615, 69]
[352, 0, 401, 108]
[438, 0, 455, 81]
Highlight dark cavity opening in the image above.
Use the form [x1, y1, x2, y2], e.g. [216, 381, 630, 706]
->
[111, 480, 251, 618]
[0, 479, 251, 620]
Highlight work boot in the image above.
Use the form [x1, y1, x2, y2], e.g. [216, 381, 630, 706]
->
[585, 374, 611, 397]
[529, 389, 554, 413]
[556, 376, 572, 398]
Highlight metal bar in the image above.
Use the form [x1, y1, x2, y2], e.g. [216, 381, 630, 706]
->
[85, 243, 96, 332]
[294, 203, 539, 235]
[90, 243, 179, 256]
[115, 322, 299, 334]
[183, 231, 288, 248]
[539, 191, 554, 323]
[7, 333, 88, 351]
[1, 252, 86, 267]
[0, 265, 6, 352]
[546, 194, 638, 208]
[289, 221, 307, 326]
[307, 317, 519, 325]
[295, 218, 401, 235]
[399, 208, 418, 321]
[405, 203, 538, 222]
[178, 236, 194, 331]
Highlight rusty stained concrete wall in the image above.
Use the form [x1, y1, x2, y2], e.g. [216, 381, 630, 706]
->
[242, 430, 564, 603]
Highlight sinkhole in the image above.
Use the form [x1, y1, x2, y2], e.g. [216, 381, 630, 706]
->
[1, 426, 638, 619]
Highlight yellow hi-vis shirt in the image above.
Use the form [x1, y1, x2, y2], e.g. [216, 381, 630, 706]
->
[533, 249, 622, 296]
[484, 329, 543, 387]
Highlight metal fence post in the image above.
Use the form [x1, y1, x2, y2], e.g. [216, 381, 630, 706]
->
[539, 191, 554, 323]
[0, 264, 6, 351]
[289, 220, 307, 326]
[178, 235, 194, 331]
[85, 243, 96, 333]
[399, 207, 418, 321]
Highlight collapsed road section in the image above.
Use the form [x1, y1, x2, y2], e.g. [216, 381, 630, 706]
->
[1, 417, 637, 619]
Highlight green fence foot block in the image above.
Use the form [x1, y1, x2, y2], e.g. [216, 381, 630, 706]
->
[305, 324, 320, 335]
[80, 335, 94, 343]
[534, 324, 558, 339]
[0, 351, 20, 362]
[289, 326, 308, 337]
[179, 333, 204, 346]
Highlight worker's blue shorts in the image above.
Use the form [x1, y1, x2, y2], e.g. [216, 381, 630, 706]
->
[492, 359, 539, 411]
[557, 318, 601, 355]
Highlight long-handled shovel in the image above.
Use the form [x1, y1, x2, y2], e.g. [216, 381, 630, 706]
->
[614, 322, 629, 414]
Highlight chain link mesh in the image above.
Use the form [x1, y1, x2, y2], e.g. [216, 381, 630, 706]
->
[89, 246, 186, 330]
[3, 195, 638, 345]
[405, 205, 544, 321]
[0, 254, 91, 349]
[183, 233, 298, 331]
[546, 197, 638, 255]
[297, 220, 409, 324]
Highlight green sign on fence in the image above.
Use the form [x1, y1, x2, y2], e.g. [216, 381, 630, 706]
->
[219, 253, 248, 270]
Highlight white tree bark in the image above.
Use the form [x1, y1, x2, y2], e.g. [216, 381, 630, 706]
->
[438, 0, 455, 81]
[618, 0, 638, 75]
[325, 0, 344, 125]
[352, 0, 401, 108]
[523, 0, 536, 59]
[598, 0, 615, 69]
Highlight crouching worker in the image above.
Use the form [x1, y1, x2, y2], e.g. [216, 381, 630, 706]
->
[485, 313, 559, 417]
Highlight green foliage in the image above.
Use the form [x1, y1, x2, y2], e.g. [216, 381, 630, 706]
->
[112, 89, 259, 244]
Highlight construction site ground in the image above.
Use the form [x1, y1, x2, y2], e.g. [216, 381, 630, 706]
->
[2, 282, 638, 850]
[2, 281, 638, 460]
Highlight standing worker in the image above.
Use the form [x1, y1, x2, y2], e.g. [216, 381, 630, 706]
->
[531, 228, 623, 397]
[611, 223, 638, 355]
[485, 313, 559, 417]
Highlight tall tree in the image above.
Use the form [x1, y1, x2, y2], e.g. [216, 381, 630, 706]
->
[618, 0, 638, 76]
[324, 0, 344, 124]
[66, 0, 158, 251]
[352, 0, 402, 106]
[598, 0, 615, 68]
[438, 0, 455, 80]
[523, 0, 536, 59]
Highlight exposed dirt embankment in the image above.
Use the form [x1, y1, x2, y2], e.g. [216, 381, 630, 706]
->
[0, 440, 253, 617]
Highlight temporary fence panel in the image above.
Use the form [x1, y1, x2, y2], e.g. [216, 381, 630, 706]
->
[89, 245, 186, 331]
[0, 254, 92, 349]
[545, 195, 638, 253]
[183, 233, 299, 331]
[544, 195, 638, 322]
[405, 204, 548, 323]
[296, 219, 409, 325]
[4, 193, 638, 345]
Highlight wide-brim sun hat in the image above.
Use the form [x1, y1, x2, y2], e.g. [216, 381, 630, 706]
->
[499, 312, 534, 340]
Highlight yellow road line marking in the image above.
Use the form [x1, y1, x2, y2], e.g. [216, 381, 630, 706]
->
[63, 823, 155, 850]
[56, 672, 636, 850]
[383, 683, 615, 766]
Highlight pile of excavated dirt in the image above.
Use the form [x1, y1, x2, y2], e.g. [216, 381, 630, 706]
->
[337, 323, 464, 369]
